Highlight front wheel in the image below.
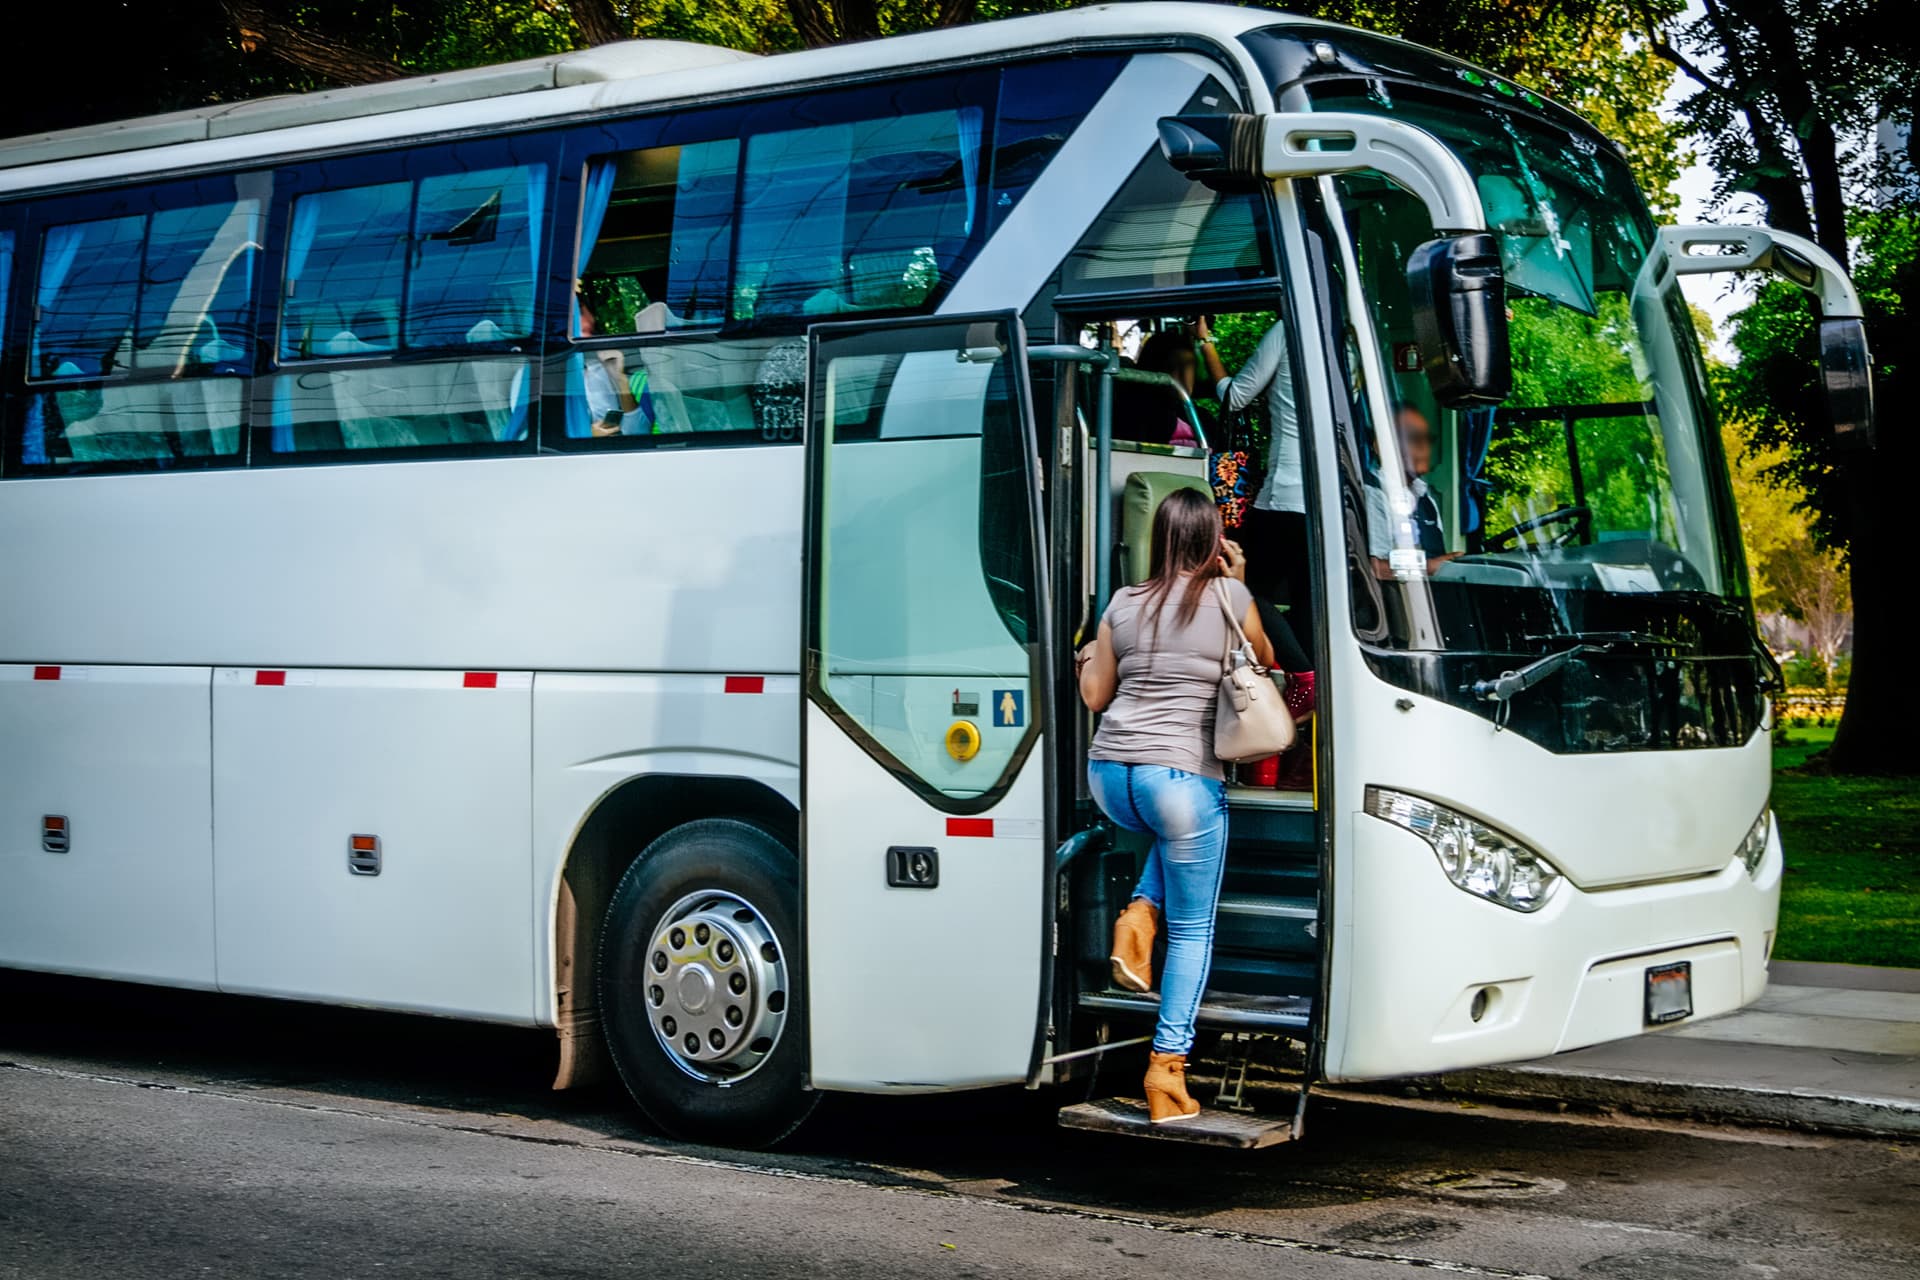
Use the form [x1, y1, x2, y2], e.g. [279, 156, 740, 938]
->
[598, 819, 816, 1147]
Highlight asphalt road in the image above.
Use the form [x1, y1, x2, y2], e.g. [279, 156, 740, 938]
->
[2, 973, 1916, 1280]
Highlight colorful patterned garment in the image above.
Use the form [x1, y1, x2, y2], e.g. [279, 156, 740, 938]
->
[1210, 447, 1254, 529]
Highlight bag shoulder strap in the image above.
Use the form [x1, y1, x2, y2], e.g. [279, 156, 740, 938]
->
[1215, 578, 1261, 673]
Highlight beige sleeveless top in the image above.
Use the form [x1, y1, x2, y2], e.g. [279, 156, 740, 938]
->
[1088, 574, 1251, 781]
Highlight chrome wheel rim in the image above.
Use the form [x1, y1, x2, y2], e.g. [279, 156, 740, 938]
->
[643, 889, 789, 1084]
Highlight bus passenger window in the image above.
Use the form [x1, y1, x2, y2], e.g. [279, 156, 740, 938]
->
[732, 107, 985, 324]
[574, 141, 737, 336]
[268, 163, 546, 458]
[280, 183, 410, 360]
[410, 166, 546, 347]
[556, 336, 797, 444]
[17, 192, 260, 470]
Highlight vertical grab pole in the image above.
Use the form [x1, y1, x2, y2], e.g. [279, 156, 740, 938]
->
[1026, 343, 1121, 628]
[1093, 352, 1115, 621]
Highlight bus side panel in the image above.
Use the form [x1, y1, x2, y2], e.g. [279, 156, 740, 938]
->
[211, 667, 536, 1022]
[0, 665, 216, 987]
[0, 454, 800, 675]
[530, 671, 801, 1027]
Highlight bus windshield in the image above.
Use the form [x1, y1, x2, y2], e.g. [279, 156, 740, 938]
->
[1309, 86, 1750, 665]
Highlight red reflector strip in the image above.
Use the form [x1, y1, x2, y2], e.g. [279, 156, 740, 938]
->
[724, 676, 764, 694]
[33, 666, 60, 681]
[946, 818, 994, 838]
[463, 672, 498, 689]
[44, 816, 66, 832]
[255, 670, 286, 686]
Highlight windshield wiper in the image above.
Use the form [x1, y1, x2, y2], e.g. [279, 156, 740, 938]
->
[1469, 644, 1608, 706]
[1469, 632, 1682, 713]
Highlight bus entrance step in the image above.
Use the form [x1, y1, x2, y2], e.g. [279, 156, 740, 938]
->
[1079, 989, 1312, 1032]
[1057, 1097, 1295, 1149]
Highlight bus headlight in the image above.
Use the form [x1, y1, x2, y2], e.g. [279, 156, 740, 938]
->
[1738, 807, 1772, 877]
[1364, 787, 1561, 913]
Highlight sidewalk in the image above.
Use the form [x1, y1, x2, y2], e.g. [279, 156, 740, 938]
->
[1413, 961, 1920, 1137]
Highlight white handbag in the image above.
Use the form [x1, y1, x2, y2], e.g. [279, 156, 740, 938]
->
[1212, 579, 1297, 763]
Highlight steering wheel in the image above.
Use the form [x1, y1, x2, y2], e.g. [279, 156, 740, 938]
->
[1486, 504, 1593, 552]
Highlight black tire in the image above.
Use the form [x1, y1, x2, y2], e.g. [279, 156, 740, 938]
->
[598, 819, 816, 1148]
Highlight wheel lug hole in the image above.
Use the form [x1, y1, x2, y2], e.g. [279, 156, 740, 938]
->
[728, 973, 747, 995]
[716, 940, 735, 964]
[694, 923, 711, 946]
[669, 927, 686, 949]
[651, 951, 668, 974]
[708, 1029, 726, 1050]
[648, 985, 663, 1007]
[725, 1006, 743, 1027]
[684, 1032, 700, 1055]
[661, 1015, 677, 1037]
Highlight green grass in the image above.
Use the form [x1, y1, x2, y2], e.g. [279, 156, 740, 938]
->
[1771, 725, 1920, 970]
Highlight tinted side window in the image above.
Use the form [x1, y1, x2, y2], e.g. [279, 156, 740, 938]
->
[1061, 77, 1271, 294]
[13, 180, 262, 472]
[988, 55, 1128, 232]
[732, 107, 985, 323]
[281, 163, 545, 358]
[575, 140, 738, 335]
[268, 152, 547, 459]
[31, 214, 145, 378]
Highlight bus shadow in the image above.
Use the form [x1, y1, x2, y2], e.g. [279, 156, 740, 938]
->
[0, 968, 1596, 1222]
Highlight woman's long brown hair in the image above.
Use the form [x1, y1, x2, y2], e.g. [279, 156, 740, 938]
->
[1139, 487, 1225, 640]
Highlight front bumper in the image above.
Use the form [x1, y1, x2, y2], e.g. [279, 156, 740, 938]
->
[1322, 813, 1782, 1082]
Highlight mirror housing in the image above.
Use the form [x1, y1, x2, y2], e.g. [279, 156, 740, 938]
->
[1820, 316, 1876, 451]
[1155, 114, 1265, 191]
[1406, 233, 1511, 407]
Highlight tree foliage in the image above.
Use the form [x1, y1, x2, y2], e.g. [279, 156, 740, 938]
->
[3, 2, 1689, 221]
[1634, 0, 1917, 267]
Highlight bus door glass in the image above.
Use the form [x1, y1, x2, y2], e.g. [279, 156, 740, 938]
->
[802, 312, 1053, 1091]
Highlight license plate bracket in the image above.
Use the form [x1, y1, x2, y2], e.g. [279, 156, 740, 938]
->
[1645, 960, 1693, 1025]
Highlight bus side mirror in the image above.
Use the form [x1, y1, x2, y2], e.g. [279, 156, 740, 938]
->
[1820, 317, 1876, 451]
[1155, 114, 1265, 191]
[1407, 233, 1511, 407]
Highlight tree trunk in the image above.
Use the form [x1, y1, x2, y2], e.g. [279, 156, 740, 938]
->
[1740, 0, 1851, 270]
[219, 0, 406, 85]
[787, 0, 839, 48]
[566, 0, 631, 47]
[1826, 248, 1920, 774]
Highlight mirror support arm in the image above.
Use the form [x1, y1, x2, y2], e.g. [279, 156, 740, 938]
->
[1660, 225, 1863, 318]
[1259, 112, 1488, 234]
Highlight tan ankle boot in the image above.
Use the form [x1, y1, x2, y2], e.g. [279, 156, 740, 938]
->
[1109, 898, 1158, 993]
[1144, 1051, 1202, 1123]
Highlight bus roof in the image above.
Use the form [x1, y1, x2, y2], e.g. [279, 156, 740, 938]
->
[0, 4, 1305, 194]
[0, 40, 759, 173]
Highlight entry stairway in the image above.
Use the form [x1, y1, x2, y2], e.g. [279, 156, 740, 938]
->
[1061, 787, 1319, 1146]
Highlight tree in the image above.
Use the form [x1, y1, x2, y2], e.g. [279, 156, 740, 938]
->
[1718, 209, 1917, 771]
[1719, 414, 1803, 612]
[1767, 536, 1852, 685]
[1638, 2, 1919, 773]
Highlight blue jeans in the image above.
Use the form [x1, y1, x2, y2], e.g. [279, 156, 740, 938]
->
[1086, 760, 1229, 1055]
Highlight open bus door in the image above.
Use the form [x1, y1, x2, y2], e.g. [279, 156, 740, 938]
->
[801, 313, 1056, 1092]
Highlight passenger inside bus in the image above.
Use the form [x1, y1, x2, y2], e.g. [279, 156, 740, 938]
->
[1366, 405, 1455, 578]
[1131, 328, 1204, 448]
[1193, 313, 1313, 654]
[576, 293, 638, 436]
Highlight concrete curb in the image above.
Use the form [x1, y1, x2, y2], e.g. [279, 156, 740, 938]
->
[1410, 1064, 1920, 1139]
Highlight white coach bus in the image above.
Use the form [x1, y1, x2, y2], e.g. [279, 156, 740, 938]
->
[0, 4, 1874, 1147]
